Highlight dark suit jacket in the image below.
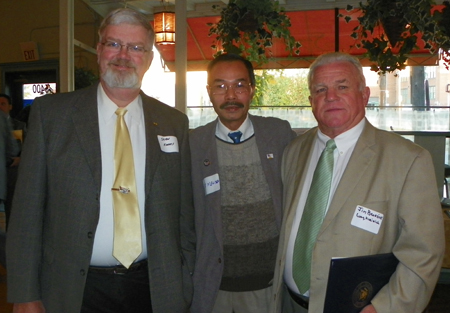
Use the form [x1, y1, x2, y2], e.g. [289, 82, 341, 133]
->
[272, 120, 445, 313]
[6, 84, 196, 313]
[190, 114, 296, 313]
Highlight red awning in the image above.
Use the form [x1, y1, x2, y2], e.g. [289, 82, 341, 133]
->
[156, 8, 442, 71]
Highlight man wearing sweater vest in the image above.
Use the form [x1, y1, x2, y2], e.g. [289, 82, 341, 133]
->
[190, 53, 297, 313]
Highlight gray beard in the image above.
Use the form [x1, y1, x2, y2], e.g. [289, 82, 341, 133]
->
[102, 67, 141, 89]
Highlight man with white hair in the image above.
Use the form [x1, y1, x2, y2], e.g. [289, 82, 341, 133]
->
[272, 52, 444, 313]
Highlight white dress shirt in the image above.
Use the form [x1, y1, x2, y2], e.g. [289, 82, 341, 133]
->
[215, 115, 254, 142]
[284, 119, 366, 295]
[90, 85, 147, 266]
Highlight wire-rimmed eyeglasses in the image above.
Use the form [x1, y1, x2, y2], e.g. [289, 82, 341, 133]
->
[208, 82, 252, 95]
[101, 41, 149, 55]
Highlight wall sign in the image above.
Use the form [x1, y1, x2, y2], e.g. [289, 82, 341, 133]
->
[20, 41, 40, 61]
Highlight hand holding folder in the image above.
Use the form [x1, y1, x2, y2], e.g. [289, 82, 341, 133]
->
[323, 253, 399, 313]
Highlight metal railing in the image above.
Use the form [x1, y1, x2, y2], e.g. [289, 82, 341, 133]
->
[187, 105, 450, 132]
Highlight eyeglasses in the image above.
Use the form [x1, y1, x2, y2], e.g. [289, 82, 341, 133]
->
[101, 41, 149, 55]
[208, 82, 252, 95]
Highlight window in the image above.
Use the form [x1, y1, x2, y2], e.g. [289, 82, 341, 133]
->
[401, 88, 410, 105]
[425, 66, 436, 79]
[429, 86, 436, 100]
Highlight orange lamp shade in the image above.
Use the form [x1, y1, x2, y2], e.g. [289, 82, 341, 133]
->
[154, 11, 175, 45]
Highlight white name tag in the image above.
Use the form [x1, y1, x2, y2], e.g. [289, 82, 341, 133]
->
[203, 174, 220, 195]
[157, 135, 179, 153]
[351, 205, 384, 234]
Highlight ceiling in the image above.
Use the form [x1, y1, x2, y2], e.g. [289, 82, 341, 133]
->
[82, 0, 365, 18]
[81, 0, 445, 71]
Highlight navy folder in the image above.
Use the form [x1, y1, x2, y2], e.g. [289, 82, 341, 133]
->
[323, 253, 399, 313]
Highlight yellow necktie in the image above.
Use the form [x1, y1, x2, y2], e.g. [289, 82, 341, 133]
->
[112, 108, 142, 268]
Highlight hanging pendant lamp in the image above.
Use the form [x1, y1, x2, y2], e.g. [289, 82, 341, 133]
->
[154, 10, 175, 45]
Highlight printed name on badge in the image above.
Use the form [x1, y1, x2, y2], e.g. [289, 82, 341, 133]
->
[157, 135, 179, 153]
[203, 174, 220, 195]
[350, 205, 384, 234]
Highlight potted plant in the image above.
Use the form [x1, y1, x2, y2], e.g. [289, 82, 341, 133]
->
[208, 0, 301, 65]
[342, 0, 438, 75]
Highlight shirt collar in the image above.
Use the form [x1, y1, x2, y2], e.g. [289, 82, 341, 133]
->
[97, 84, 142, 124]
[317, 118, 365, 152]
[215, 115, 254, 143]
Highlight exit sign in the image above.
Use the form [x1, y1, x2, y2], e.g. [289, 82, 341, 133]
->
[20, 41, 40, 61]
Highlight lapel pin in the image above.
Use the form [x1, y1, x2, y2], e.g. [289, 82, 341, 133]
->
[203, 159, 211, 166]
[153, 122, 158, 126]
[267, 154, 274, 159]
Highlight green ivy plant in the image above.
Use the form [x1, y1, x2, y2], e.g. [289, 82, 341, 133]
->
[433, 1, 450, 69]
[342, 0, 439, 75]
[207, 0, 301, 65]
[75, 67, 98, 90]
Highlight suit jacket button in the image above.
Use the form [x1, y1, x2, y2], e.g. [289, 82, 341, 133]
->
[80, 269, 85, 276]
[218, 258, 222, 264]
[87, 232, 93, 239]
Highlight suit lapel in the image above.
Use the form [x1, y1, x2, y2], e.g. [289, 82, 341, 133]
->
[141, 95, 162, 194]
[200, 120, 225, 249]
[71, 85, 102, 189]
[252, 116, 276, 189]
[288, 130, 317, 215]
[321, 122, 377, 231]
[280, 130, 314, 240]
[251, 115, 286, 227]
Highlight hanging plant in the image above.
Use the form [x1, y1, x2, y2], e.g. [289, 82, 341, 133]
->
[342, 0, 439, 75]
[433, 1, 450, 69]
[207, 0, 301, 65]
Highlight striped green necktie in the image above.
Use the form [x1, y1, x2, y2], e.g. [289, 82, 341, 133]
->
[293, 139, 337, 294]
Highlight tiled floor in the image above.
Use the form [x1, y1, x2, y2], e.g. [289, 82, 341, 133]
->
[0, 210, 448, 313]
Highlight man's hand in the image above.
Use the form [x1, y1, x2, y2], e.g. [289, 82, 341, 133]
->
[13, 301, 46, 313]
[361, 304, 377, 313]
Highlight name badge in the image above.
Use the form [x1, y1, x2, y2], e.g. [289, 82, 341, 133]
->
[203, 174, 220, 195]
[158, 135, 179, 153]
[351, 205, 383, 234]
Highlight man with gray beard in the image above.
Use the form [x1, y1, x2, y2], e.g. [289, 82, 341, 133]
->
[6, 8, 195, 313]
